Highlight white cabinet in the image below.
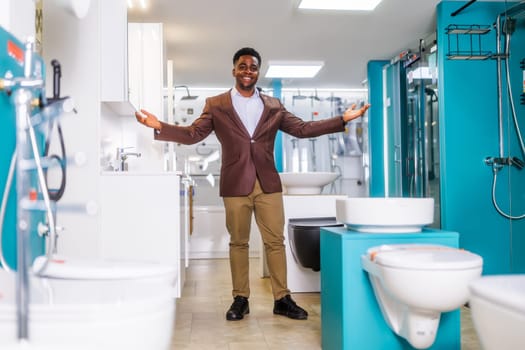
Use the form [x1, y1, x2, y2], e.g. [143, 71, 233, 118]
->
[99, 173, 182, 296]
[128, 22, 164, 118]
[100, 0, 128, 102]
[98, 16, 165, 172]
[100, 18, 164, 116]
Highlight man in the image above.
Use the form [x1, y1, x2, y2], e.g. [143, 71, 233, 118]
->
[136, 47, 369, 321]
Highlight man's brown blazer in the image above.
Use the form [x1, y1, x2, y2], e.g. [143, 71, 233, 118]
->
[154, 90, 346, 197]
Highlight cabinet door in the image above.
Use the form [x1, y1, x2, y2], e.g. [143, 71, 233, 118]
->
[128, 22, 164, 117]
[100, 0, 128, 102]
[99, 174, 181, 268]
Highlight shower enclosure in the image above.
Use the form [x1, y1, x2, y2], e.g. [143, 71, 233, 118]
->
[381, 41, 441, 227]
[437, 0, 525, 274]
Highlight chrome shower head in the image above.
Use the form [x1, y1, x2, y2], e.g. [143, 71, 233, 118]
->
[175, 85, 199, 100]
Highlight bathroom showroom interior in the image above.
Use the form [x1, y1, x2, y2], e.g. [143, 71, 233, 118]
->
[0, 0, 524, 349]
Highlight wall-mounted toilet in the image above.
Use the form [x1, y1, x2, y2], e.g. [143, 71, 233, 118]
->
[288, 217, 343, 271]
[468, 274, 525, 350]
[361, 244, 483, 349]
[0, 256, 177, 349]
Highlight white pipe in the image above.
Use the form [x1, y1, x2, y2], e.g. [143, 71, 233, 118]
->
[25, 111, 57, 276]
[504, 33, 525, 155]
[496, 15, 504, 158]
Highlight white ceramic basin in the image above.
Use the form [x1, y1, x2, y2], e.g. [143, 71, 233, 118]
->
[279, 172, 338, 195]
[0, 258, 177, 349]
[336, 197, 434, 233]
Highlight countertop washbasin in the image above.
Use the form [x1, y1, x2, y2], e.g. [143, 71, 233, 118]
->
[336, 197, 435, 233]
[279, 172, 339, 195]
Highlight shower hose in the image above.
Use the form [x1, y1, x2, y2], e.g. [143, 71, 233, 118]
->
[490, 24, 525, 220]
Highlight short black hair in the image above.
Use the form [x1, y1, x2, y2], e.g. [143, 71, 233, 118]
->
[233, 47, 261, 67]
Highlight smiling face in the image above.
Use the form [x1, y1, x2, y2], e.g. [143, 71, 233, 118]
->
[232, 54, 260, 96]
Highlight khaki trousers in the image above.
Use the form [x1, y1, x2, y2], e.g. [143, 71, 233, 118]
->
[223, 179, 290, 300]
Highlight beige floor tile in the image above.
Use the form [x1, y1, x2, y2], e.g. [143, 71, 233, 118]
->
[171, 258, 483, 349]
[229, 342, 270, 350]
[461, 306, 482, 350]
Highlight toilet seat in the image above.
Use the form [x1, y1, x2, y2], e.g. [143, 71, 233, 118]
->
[469, 275, 525, 313]
[366, 244, 483, 270]
[30, 255, 177, 304]
[32, 255, 177, 280]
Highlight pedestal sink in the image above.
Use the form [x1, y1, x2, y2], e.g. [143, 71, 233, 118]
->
[279, 172, 338, 195]
[336, 197, 434, 233]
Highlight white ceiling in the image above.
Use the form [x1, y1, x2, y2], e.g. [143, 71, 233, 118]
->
[127, 0, 469, 90]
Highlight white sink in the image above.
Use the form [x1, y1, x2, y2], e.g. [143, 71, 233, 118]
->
[336, 197, 434, 233]
[279, 172, 339, 195]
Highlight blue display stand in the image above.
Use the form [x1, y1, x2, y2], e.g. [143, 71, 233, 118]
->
[320, 227, 460, 350]
[0, 27, 46, 269]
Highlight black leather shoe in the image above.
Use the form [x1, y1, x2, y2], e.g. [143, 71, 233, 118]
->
[273, 295, 308, 320]
[226, 296, 249, 321]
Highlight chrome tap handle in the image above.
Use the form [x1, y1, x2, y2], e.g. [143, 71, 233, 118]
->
[116, 147, 141, 171]
[116, 146, 134, 159]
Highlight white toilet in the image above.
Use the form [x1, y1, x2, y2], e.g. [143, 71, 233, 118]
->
[468, 274, 525, 350]
[0, 256, 178, 349]
[361, 244, 483, 349]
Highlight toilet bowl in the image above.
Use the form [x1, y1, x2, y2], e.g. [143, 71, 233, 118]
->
[0, 256, 177, 349]
[361, 244, 483, 349]
[468, 274, 525, 350]
[288, 217, 343, 271]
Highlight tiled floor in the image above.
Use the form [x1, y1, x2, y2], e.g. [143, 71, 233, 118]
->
[171, 258, 482, 349]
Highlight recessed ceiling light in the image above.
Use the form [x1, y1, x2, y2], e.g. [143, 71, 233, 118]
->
[298, 0, 382, 11]
[127, 0, 148, 9]
[265, 61, 324, 78]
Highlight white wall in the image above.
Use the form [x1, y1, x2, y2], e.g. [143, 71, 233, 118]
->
[41, 0, 101, 257]
[41, 1, 175, 261]
[0, 0, 35, 42]
[100, 108, 166, 173]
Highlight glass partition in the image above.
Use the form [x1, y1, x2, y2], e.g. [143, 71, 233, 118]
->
[280, 89, 368, 196]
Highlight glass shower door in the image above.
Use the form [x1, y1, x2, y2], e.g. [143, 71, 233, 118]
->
[383, 61, 406, 197]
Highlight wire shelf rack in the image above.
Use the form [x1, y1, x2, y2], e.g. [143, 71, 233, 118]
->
[446, 24, 493, 60]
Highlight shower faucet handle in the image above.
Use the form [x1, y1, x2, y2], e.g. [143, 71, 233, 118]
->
[511, 157, 524, 170]
[485, 156, 524, 170]
[37, 222, 64, 237]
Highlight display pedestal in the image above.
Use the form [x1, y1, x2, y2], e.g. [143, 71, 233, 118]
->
[320, 227, 461, 350]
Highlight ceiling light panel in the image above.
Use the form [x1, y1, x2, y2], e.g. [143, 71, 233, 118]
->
[265, 61, 324, 78]
[127, 0, 149, 9]
[298, 0, 382, 11]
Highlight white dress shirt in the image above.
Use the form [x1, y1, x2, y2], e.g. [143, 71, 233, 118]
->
[231, 87, 264, 137]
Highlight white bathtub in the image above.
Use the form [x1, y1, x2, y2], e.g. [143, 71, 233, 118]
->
[0, 257, 177, 349]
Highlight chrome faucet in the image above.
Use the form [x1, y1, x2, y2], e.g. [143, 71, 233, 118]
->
[116, 147, 141, 171]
